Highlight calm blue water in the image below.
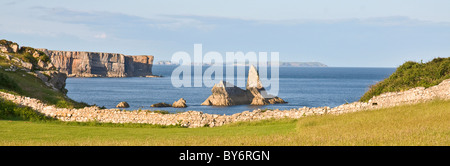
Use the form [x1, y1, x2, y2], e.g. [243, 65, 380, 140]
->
[66, 66, 395, 115]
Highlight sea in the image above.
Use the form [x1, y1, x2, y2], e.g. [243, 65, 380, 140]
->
[66, 66, 396, 115]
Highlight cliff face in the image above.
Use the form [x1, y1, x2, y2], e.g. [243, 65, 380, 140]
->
[38, 49, 153, 77]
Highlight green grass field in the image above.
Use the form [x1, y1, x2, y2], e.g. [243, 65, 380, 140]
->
[1, 99, 448, 146]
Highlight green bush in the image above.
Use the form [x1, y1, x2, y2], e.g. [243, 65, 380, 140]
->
[39, 53, 50, 63]
[23, 53, 37, 65]
[0, 39, 17, 46]
[0, 73, 22, 93]
[360, 57, 450, 102]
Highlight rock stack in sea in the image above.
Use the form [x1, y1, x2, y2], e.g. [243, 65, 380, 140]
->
[172, 98, 187, 108]
[201, 65, 286, 106]
[116, 102, 130, 108]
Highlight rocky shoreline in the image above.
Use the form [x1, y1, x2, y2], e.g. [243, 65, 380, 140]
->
[1, 79, 449, 128]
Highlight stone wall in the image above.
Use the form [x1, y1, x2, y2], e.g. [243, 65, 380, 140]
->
[1, 79, 449, 128]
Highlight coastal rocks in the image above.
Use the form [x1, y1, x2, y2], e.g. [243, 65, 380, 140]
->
[151, 102, 172, 107]
[125, 55, 154, 77]
[0, 40, 19, 53]
[202, 65, 286, 106]
[152, 98, 187, 108]
[35, 70, 68, 93]
[37, 60, 55, 70]
[247, 65, 264, 90]
[0, 53, 12, 60]
[10, 56, 33, 71]
[201, 81, 253, 106]
[268, 97, 286, 104]
[172, 98, 187, 108]
[246, 65, 286, 105]
[1, 46, 68, 94]
[37, 49, 154, 77]
[116, 102, 130, 108]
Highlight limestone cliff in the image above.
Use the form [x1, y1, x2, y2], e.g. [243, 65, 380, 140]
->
[38, 49, 154, 77]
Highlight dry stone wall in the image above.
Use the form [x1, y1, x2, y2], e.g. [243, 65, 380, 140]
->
[1, 79, 449, 128]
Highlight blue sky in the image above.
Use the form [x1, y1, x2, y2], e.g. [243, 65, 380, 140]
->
[1, 0, 450, 67]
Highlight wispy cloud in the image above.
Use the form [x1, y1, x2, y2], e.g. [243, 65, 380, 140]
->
[94, 33, 107, 39]
[2, 5, 450, 67]
[30, 7, 217, 31]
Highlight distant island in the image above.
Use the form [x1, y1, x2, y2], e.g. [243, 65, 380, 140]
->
[156, 61, 328, 67]
[279, 62, 327, 67]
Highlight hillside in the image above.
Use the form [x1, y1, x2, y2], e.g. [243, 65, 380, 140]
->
[360, 57, 450, 102]
[0, 39, 88, 108]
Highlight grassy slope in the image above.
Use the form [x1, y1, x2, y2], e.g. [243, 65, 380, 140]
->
[360, 57, 450, 102]
[0, 55, 88, 108]
[1, 99, 448, 146]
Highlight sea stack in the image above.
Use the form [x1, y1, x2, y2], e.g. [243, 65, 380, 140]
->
[201, 81, 253, 106]
[201, 65, 286, 106]
[172, 98, 187, 108]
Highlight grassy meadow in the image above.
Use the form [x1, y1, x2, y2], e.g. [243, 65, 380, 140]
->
[1, 99, 448, 146]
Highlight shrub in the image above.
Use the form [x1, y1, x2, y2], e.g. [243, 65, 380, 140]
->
[38, 51, 50, 63]
[360, 57, 450, 102]
[0, 73, 21, 93]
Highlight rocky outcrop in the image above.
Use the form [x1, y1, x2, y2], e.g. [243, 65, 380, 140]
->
[0, 40, 19, 53]
[116, 102, 130, 108]
[38, 49, 154, 77]
[246, 65, 286, 105]
[1, 47, 68, 94]
[202, 65, 286, 106]
[172, 98, 187, 108]
[34, 70, 67, 93]
[151, 102, 172, 107]
[1, 79, 449, 128]
[201, 81, 253, 106]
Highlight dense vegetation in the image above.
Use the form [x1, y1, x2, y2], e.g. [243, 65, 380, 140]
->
[0, 39, 18, 46]
[360, 57, 450, 102]
[18, 46, 50, 63]
[0, 73, 21, 93]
